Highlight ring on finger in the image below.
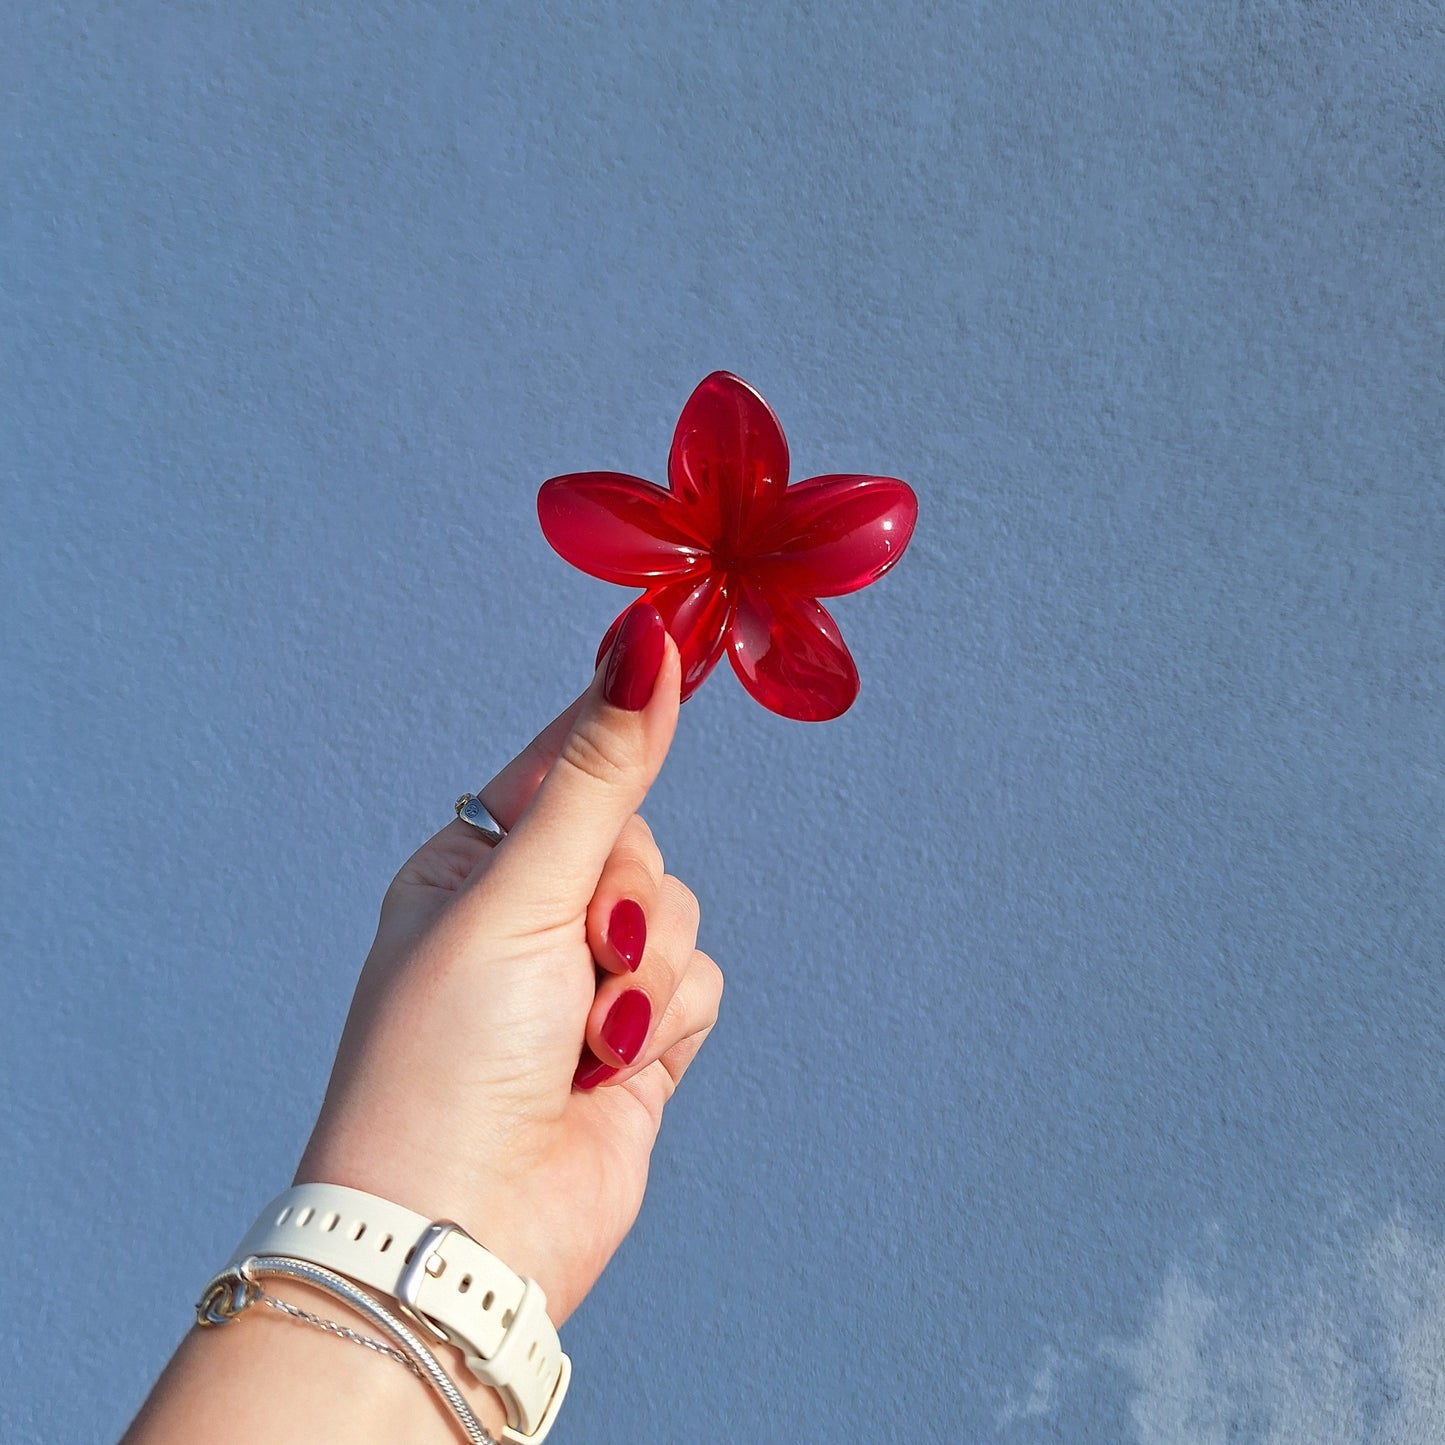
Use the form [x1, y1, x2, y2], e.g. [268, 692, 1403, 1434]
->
[454, 793, 507, 846]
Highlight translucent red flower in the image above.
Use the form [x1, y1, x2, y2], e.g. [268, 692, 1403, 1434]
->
[538, 371, 917, 721]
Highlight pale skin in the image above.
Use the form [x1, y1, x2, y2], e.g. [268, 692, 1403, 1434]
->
[123, 632, 723, 1443]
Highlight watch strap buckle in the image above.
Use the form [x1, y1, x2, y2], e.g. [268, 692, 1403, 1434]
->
[394, 1218, 465, 1345]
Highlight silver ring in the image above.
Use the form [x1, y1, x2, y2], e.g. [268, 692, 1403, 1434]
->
[454, 794, 507, 846]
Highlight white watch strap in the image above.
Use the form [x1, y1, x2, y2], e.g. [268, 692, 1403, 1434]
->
[224, 1184, 570, 1445]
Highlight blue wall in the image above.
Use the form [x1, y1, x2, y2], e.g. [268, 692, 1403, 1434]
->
[3, 3, 1441, 1440]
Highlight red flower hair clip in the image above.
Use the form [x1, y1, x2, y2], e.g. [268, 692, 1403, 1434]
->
[538, 371, 917, 721]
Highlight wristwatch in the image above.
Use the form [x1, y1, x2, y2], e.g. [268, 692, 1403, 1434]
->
[221, 1183, 570, 1444]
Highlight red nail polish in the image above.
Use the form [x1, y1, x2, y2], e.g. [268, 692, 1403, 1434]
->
[608, 899, 647, 971]
[574, 1047, 618, 1091]
[602, 603, 666, 711]
[600, 988, 652, 1066]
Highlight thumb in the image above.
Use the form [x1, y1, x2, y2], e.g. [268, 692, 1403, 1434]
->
[470, 602, 681, 924]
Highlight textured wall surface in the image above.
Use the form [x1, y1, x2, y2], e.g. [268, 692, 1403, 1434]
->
[3, 3, 1442, 1441]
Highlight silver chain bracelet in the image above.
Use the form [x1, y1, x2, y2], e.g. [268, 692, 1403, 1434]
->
[197, 1252, 498, 1445]
[253, 1283, 422, 1375]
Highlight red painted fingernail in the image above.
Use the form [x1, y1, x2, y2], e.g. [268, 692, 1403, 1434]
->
[573, 1046, 618, 1092]
[608, 899, 647, 972]
[600, 988, 652, 1065]
[602, 603, 666, 711]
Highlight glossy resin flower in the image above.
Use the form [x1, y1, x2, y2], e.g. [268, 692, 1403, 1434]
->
[538, 371, 917, 721]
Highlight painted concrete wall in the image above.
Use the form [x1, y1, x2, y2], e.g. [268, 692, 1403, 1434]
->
[4, 3, 1441, 1440]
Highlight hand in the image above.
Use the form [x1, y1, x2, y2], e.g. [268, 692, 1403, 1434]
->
[295, 602, 723, 1331]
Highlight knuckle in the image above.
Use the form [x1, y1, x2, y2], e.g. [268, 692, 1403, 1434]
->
[694, 950, 724, 1024]
[559, 718, 643, 792]
[662, 875, 701, 932]
[657, 984, 688, 1036]
[695, 948, 723, 992]
[606, 826, 658, 890]
[636, 823, 666, 879]
[644, 1057, 678, 1107]
[626, 859, 659, 903]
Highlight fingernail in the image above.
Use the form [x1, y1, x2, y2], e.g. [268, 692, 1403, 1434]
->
[602, 603, 666, 711]
[607, 899, 647, 971]
[600, 988, 652, 1065]
[573, 1047, 618, 1092]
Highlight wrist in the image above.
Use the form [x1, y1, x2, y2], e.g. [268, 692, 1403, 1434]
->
[244, 1176, 572, 1439]
[292, 1144, 586, 1327]
[124, 1277, 508, 1445]
[259, 1276, 512, 1443]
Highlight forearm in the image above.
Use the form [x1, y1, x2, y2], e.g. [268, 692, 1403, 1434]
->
[121, 1276, 509, 1445]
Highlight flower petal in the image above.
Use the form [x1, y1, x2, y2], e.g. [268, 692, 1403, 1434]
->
[752, 474, 918, 598]
[667, 372, 790, 550]
[539, 472, 708, 585]
[595, 572, 736, 701]
[727, 579, 860, 721]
